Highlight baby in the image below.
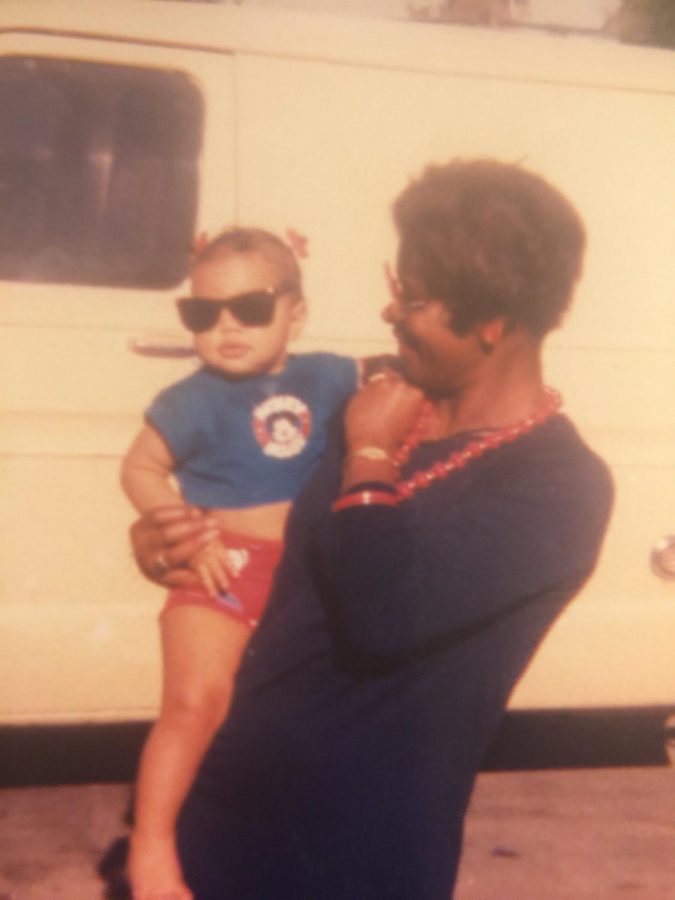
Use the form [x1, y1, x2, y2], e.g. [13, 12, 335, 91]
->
[121, 228, 360, 900]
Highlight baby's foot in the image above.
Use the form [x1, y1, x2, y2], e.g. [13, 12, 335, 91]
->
[128, 832, 193, 900]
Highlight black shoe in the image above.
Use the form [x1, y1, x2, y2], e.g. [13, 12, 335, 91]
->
[97, 835, 132, 900]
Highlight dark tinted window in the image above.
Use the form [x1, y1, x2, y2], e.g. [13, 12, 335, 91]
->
[0, 56, 203, 288]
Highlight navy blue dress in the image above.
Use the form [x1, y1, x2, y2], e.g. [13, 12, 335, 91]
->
[177, 415, 613, 899]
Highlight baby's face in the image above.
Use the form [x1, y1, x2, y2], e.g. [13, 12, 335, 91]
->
[189, 251, 305, 377]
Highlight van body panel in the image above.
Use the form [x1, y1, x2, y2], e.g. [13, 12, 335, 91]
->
[1, 1, 673, 724]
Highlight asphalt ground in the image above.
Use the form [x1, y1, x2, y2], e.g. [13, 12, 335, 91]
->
[1, 767, 673, 899]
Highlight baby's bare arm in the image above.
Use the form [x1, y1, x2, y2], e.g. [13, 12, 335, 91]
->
[121, 425, 183, 514]
[121, 428, 234, 595]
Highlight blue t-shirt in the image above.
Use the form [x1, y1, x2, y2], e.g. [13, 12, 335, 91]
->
[146, 353, 358, 509]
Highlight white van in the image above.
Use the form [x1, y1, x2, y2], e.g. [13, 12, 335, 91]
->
[1, 0, 673, 759]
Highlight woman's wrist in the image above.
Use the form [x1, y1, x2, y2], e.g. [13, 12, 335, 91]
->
[341, 454, 398, 493]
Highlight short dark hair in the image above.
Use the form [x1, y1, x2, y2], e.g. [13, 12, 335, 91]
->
[392, 159, 585, 337]
[193, 227, 303, 295]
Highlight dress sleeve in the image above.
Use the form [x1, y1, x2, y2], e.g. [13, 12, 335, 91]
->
[315, 456, 613, 662]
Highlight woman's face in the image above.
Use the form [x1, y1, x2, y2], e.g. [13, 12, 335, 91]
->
[382, 270, 482, 397]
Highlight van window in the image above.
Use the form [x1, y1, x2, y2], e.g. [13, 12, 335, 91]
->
[0, 56, 203, 289]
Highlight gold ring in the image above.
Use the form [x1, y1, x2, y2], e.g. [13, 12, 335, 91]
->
[153, 552, 169, 577]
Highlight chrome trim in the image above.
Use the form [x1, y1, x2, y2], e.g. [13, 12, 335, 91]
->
[650, 535, 675, 580]
[129, 335, 195, 359]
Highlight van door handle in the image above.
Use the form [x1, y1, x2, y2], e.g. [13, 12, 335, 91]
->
[129, 334, 195, 359]
[651, 535, 675, 580]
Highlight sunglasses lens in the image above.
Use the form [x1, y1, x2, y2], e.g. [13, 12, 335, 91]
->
[176, 290, 279, 332]
[177, 299, 220, 333]
[229, 292, 276, 326]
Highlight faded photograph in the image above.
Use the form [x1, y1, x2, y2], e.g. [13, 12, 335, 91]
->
[1, 1, 673, 898]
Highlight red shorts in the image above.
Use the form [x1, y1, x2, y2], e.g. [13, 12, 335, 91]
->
[162, 530, 284, 629]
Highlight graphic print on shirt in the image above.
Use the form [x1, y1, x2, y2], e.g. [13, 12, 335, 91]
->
[252, 394, 312, 459]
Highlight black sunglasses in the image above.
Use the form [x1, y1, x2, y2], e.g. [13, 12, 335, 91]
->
[177, 282, 296, 332]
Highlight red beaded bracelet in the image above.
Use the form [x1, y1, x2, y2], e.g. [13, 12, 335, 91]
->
[331, 490, 398, 512]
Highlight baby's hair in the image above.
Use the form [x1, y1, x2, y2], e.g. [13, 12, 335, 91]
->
[193, 227, 303, 296]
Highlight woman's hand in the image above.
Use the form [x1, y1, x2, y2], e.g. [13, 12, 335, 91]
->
[129, 505, 221, 588]
[340, 373, 426, 492]
[345, 372, 425, 456]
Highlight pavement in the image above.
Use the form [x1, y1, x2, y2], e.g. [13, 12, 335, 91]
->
[0, 767, 673, 899]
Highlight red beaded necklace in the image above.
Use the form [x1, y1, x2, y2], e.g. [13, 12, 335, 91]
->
[394, 387, 562, 500]
[332, 387, 562, 511]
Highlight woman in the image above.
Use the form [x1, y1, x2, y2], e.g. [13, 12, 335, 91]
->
[131, 159, 613, 899]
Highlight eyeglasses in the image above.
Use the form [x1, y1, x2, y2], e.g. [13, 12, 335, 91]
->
[384, 263, 430, 314]
[176, 282, 296, 332]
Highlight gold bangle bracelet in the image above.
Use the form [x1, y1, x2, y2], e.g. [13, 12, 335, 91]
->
[347, 446, 396, 464]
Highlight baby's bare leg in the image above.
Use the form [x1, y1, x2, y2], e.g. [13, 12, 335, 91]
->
[129, 605, 251, 900]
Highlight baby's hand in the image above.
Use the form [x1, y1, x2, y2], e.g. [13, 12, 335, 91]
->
[188, 538, 232, 598]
